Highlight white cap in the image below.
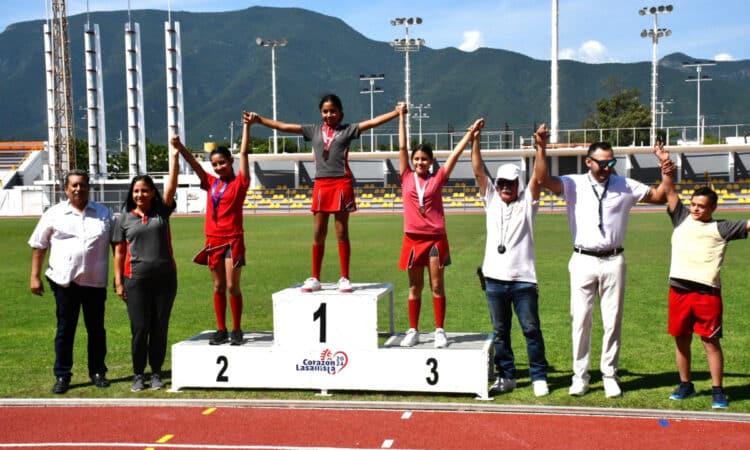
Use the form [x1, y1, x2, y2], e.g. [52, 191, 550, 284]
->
[495, 164, 520, 182]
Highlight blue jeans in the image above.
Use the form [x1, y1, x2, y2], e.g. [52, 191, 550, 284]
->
[49, 279, 108, 378]
[485, 278, 548, 381]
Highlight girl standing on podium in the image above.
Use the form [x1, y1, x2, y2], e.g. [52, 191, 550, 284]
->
[171, 112, 252, 346]
[113, 143, 180, 391]
[248, 94, 402, 293]
[398, 105, 484, 348]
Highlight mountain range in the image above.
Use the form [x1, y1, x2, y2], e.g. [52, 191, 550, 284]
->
[1, 6, 749, 147]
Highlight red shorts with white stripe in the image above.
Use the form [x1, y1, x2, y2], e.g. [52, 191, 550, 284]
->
[193, 235, 246, 269]
[312, 177, 356, 213]
[668, 286, 722, 338]
[398, 233, 451, 270]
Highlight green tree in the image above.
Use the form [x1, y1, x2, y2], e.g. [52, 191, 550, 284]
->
[583, 79, 651, 146]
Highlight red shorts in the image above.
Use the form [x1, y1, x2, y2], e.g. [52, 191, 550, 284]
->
[399, 233, 451, 270]
[312, 177, 356, 213]
[193, 235, 246, 269]
[668, 286, 722, 338]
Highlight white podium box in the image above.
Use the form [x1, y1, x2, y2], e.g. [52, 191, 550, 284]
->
[170, 283, 492, 399]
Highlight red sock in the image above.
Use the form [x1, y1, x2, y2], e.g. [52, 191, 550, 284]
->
[408, 298, 421, 330]
[338, 240, 351, 279]
[433, 295, 446, 329]
[229, 294, 243, 330]
[213, 292, 227, 330]
[312, 244, 324, 280]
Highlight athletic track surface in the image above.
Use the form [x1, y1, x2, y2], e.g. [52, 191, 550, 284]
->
[2, 399, 750, 449]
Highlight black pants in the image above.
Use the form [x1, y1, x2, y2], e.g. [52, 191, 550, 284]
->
[124, 273, 177, 375]
[49, 280, 107, 378]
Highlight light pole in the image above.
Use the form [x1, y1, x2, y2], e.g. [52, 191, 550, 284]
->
[655, 99, 674, 130]
[683, 61, 715, 144]
[256, 37, 287, 154]
[411, 103, 431, 145]
[359, 73, 384, 152]
[391, 17, 424, 150]
[639, 5, 673, 146]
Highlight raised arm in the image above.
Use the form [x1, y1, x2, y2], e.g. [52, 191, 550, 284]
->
[238, 112, 254, 182]
[171, 135, 207, 185]
[249, 113, 303, 135]
[444, 119, 484, 178]
[163, 141, 179, 208]
[528, 124, 550, 201]
[535, 128, 563, 195]
[359, 103, 400, 132]
[397, 103, 409, 176]
[643, 141, 677, 208]
[470, 124, 487, 196]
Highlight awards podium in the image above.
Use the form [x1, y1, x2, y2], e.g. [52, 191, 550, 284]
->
[171, 282, 492, 399]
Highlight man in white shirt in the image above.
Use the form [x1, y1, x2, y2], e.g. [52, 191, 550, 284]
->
[473, 124, 550, 397]
[538, 141, 671, 397]
[29, 170, 114, 394]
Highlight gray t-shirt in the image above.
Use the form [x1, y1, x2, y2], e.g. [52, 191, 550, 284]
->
[301, 123, 361, 178]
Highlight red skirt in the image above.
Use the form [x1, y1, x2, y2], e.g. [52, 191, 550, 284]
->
[312, 177, 356, 213]
[193, 234, 246, 269]
[399, 233, 450, 270]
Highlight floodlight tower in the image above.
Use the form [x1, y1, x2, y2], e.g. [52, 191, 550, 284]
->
[257, 37, 287, 154]
[683, 61, 715, 144]
[359, 74, 384, 152]
[639, 5, 673, 146]
[44, 0, 75, 199]
[411, 103, 431, 145]
[391, 17, 424, 150]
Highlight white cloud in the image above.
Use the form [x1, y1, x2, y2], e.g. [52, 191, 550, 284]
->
[714, 53, 734, 61]
[458, 30, 482, 52]
[558, 40, 613, 64]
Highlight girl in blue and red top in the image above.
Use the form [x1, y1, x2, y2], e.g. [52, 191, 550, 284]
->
[250, 94, 401, 293]
[397, 105, 484, 348]
[113, 143, 180, 391]
[172, 112, 252, 346]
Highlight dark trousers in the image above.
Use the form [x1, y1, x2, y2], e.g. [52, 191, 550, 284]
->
[49, 279, 108, 378]
[124, 273, 177, 375]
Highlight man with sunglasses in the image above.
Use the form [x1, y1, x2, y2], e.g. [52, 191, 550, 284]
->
[472, 124, 551, 397]
[538, 141, 672, 398]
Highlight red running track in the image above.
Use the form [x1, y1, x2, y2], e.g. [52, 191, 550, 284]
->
[2, 404, 750, 449]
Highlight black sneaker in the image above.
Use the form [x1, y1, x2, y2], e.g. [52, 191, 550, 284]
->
[150, 373, 165, 390]
[52, 376, 71, 394]
[712, 388, 729, 409]
[90, 373, 110, 388]
[131, 374, 146, 392]
[230, 329, 244, 346]
[669, 382, 696, 400]
[209, 329, 229, 345]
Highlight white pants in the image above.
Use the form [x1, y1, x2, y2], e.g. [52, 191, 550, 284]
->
[568, 252, 626, 383]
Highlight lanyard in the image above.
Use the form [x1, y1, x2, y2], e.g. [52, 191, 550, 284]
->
[589, 178, 609, 233]
[495, 190, 513, 254]
[322, 123, 339, 160]
[211, 178, 230, 222]
[413, 172, 428, 216]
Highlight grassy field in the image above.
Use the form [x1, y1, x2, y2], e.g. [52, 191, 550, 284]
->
[2, 210, 750, 412]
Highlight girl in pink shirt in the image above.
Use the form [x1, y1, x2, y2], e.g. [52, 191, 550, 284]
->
[397, 105, 484, 348]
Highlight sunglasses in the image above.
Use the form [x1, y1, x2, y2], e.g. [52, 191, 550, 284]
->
[588, 157, 617, 169]
[495, 179, 518, 188]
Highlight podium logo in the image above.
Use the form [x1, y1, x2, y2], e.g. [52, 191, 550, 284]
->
[295, 349, 349, 375]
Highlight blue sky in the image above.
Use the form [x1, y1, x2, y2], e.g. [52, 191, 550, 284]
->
[2, 1, 747, 63]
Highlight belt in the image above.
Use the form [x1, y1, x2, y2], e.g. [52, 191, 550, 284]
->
[573, 247, 624, 257]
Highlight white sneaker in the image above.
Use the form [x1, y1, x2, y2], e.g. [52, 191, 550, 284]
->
[533, 380, 550, 397]
[337, 277, 353, 293]
[568, 379, 589, 396]
[433, 328, 448, 348]
[300, 277, 321, 293]
[603, 377, 622, 398]
[490, 377, 516, 394]
[400, 328, 419, 347]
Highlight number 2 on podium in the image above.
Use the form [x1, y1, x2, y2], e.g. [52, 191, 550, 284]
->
[313, 302, 327, 343]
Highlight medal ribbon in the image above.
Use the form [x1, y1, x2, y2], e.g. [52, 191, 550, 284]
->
[589, 178, 609, 234]
[413, 172, 427, 214]
[322, 123, 338, 160]
[211, 179, 229, 222]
